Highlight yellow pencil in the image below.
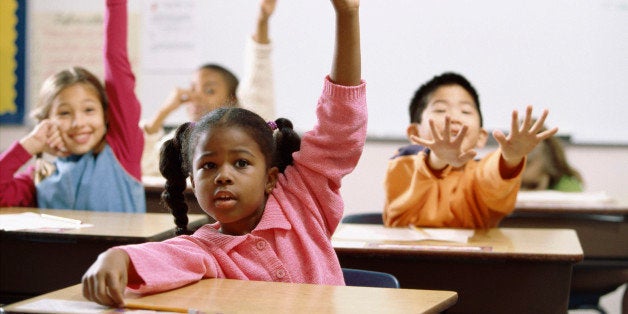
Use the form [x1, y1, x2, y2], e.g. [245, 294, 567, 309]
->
[124, 301, 189, 313]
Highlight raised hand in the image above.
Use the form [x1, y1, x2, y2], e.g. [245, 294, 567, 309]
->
[493, 105, 558, 168]
[411, 116, 478, 169]
[259, 0, 277, 20]
[331, 0, 360, 12]
[20, 120, 68, 157]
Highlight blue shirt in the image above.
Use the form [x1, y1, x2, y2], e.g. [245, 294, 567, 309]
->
[36, 144, 146, 212]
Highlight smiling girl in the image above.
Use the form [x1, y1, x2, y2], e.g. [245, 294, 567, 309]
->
[0, 0, 145, 212]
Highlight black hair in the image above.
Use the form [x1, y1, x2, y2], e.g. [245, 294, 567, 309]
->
[198, 63, 239, 101]
[159, 107, 300, 235]
[409, 72, 482, 126]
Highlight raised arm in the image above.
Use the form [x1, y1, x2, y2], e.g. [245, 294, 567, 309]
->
[238, 0, 277, 120]
[330, 0, 361, 86]
[253, 0, 276, 44]
[104, 0, 143, 181]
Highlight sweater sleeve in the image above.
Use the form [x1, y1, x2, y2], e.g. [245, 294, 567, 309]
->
[0, 141, 37, 207]
[120, 236, 219, 294]
[237, 37, 275, 121]
[104, 0, 144, 181]
[284, 76, 367, 233]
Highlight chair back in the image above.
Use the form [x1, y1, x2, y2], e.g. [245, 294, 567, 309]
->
[342, 268, 400, 288]
[341, 213, 384, 224]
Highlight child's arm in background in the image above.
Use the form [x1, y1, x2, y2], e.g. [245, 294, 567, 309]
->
[330, 0, 361, 86]
[238, 0, 277, 120]
[493, 105, 558, 178]
[104, 0, 143, 181]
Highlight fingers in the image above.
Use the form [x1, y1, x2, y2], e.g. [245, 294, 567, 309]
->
[537, 126, 559, 141]
[429, 118, 443, 142]
[83, 274, 123, 307]
[410, 135, 433, 147]
[492, 129, 507, 147]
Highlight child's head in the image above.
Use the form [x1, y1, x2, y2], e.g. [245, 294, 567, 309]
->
[407, 72, 487, 152]
[521, 125, 583, 191]
[31, 67, 109, 155]
[187, 64, 240, 122]
[160, 107, 300, 235]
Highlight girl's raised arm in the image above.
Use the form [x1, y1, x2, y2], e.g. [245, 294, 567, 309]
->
[330, 0, 361, 86]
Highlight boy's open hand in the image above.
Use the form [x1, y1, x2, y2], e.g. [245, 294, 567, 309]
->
[411, 116, 478, 169]
[493, 105, 558, 166]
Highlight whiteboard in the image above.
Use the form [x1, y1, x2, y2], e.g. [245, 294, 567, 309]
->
[29, 0, 628, 144]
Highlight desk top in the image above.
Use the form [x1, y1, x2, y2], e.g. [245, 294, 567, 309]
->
[333, 224, 584, 263]
[3, 279, 458, 314]
[515, 191, 628, 215]
[0, 207, 209, 242]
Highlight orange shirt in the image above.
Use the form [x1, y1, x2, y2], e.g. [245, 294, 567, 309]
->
[383, 146, 523, 228]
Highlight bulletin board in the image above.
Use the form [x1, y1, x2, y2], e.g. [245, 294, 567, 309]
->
[0, 0, 26, 125]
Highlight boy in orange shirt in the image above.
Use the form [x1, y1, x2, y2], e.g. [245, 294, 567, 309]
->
[383, 72, 557, 228]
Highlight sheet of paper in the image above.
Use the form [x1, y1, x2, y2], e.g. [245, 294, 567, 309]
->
[0, 212, 92, 231]
[333, 224, 473, 243]
[516, 190, 615, 204]
[13, 299, 108, 314]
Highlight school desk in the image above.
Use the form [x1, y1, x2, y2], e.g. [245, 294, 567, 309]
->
[2, 278, 458, 314]
[332, 224, 583, 314]
[0, 207, 209, 305]
[501, 197, 628, 306]
[142, 175, 206, 215]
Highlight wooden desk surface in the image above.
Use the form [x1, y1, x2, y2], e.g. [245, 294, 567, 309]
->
[333, 224, 583, 262]
[0, 207, 209, 241]
[333, 224, 583, 313]
[0, 207, 209, 304]
[3, 279, 458, 314]
[515, 200, 628, 215]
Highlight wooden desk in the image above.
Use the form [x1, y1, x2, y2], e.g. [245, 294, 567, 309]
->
[2, 278, 458, 314]
[333, 225, 583, 314]
[501, 199, 628, 300]
[0, 207, 209, 304]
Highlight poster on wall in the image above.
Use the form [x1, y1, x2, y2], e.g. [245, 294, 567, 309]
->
[0, 0, 26, 124]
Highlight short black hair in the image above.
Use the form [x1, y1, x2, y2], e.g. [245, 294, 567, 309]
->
[409, 72, 482, 126]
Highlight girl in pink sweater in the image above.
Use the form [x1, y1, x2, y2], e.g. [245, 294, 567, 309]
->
[82, 0, 365, 308]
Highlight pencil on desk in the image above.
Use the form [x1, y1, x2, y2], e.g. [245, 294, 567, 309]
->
[124, 301, 191, 313]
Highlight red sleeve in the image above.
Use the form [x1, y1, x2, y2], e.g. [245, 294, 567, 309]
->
[0, 141, 37, 207]
[104, 0, 144, 181]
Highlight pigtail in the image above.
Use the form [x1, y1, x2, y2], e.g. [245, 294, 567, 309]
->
[272, 118, 301, 173]
[160, 122, 193, 235]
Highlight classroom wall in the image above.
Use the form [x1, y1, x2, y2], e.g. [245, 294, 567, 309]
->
[2, 0, 627, 211]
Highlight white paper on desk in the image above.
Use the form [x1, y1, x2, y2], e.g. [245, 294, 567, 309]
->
[0, 212, 92, 231]
[334, 224, 472, 243]
[516, 190, 615, 204]
[14, 299, 108, 313]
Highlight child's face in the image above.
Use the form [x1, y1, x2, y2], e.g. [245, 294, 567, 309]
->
[186, 69, 233, 122]
[190, 126, 277, 235]
[412, 85, 487, 152]
[48, 83, 106, 155]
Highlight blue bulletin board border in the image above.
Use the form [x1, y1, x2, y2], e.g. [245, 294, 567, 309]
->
[0, 0, 27, 125]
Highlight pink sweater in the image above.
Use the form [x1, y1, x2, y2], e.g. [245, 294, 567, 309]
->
[120, 77, 367, 294]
